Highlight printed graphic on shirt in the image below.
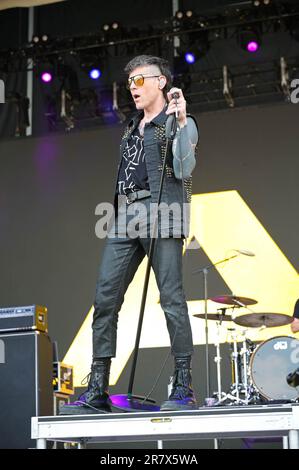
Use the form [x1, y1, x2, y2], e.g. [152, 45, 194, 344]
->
[118, 133, 148, 194]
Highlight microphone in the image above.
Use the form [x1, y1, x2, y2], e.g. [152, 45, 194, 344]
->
[233, 249, 255, 257]
[172, 92, 179, 118]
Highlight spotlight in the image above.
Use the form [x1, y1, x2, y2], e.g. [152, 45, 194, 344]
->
[184, 52, 196, 64]
[175, 11, 184, 20]
[238, 28, 261, 52]
[253, 0, 271, 5]
[37, 59, 55, 83]
[32, 34, 50, 45]
[89, 68, 101, 80]
[247, 40, 259, 52]
[101, 21, 122, 41]
[80, 54, 103, 80]
[41, 71, 53, 83]
[179, 32, 210, 63]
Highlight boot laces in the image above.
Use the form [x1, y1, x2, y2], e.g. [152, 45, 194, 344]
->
[81, 372, 91, 386]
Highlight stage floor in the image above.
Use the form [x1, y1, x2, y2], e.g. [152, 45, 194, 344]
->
[31, 403, 299, 449]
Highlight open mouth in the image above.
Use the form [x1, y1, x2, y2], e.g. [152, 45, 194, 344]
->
[133, 93, 141, 100]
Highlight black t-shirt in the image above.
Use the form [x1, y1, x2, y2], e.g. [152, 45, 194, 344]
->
[293, 299, 299, 319]
[117, 128, 149, 195]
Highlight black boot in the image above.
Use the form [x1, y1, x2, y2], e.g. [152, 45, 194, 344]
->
[160, 356, 198, 411]
[59, 358, 112, 415]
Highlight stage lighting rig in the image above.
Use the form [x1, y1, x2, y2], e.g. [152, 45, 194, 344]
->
[223, 65, 234, 108]
[238, 26, 262, 53]
[280, 56, 290, 100]
[37, 60, 55, 83]
[32, 34, 49, 45]
[175, 10, 193, 21]
[252, 0, 271, 6]
[79, 53, 103, 80]
[101, 21, 123, 43]
[177, 31, 210, 64]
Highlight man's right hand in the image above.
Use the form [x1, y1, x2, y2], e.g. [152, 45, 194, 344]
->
[291, 318, 299, 333]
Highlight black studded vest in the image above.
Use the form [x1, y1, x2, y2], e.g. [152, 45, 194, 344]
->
[114, 108, 198, 237]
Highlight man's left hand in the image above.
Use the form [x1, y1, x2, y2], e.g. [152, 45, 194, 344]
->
[166, 87, 187, 128]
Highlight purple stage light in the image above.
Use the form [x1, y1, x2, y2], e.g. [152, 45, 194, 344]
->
[184, 52, 196, 64]
[41, 72, 53, 83]
[247, 40, 259, 52]
[89, 68, 101, 80]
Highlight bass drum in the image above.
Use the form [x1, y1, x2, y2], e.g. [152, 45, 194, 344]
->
[249, 336, 299, 401]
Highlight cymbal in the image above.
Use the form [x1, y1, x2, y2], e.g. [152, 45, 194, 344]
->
[193, 313, 233, 322]
[209, 295, 258, 306]
[233, 313, 293, 328]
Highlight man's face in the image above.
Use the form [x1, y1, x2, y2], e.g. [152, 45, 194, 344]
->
[128, 65, 164, 110]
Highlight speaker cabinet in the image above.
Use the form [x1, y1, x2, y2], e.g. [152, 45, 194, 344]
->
[0, 331, 53, 448]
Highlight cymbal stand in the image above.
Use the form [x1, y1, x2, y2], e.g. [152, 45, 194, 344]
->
[240, 334, 249, 404]
[227, 330, 254, 405]
[231, 330, 240, 403]
[193, 253, 239, 400]
[214, 320, 223, 402]
[213, 310, 230, 404]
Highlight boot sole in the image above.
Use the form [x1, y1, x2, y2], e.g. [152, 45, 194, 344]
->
[160, 402, 198, 412]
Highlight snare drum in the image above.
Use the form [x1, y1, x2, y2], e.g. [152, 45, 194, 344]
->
[249, 336, 299, 401]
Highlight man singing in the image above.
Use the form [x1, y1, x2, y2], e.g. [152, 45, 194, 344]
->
[61, 55, 199, 414]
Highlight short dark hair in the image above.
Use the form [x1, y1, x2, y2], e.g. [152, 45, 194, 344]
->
[124, 55, 172, 97]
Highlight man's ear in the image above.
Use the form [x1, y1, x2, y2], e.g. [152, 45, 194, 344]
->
[159, 77, 167, 89]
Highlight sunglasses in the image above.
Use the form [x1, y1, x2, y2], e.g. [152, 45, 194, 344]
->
[126, 74, 160, 89]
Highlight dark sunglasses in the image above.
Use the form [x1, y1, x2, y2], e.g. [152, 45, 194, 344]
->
[126, 74, 160, 89]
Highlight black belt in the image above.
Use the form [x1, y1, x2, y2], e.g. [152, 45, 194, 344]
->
[126, 190, 151, 204]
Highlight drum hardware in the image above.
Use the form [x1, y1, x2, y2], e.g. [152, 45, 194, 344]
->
[286, 366, 299, 388]
[214, 329, 258, 406]
[193, 308, 258, 405]
[192, 252, 248, 401]
[225, 329, 253, 405]
[206, 294, 258, 405]
[213, 309, 232, 404]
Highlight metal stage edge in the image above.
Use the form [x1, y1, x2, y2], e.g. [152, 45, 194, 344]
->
[31, 403, 299, 449]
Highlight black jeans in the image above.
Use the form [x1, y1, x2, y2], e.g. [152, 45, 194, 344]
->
[92, 197, 194, 358]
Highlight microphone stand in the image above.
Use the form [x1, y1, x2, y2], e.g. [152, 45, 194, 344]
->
[193, 254, 239, 400]
[110, 111, 178, 412]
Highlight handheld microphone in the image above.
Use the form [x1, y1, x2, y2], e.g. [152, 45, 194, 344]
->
[172, 92, 179, 118]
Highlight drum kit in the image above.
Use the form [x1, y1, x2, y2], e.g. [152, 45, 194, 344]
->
[193, 295, 299, 405]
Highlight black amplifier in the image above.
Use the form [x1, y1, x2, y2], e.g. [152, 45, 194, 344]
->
[0, 305, 48, 333]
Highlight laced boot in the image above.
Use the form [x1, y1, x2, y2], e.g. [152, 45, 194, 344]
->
[160, 356, 198, 411]
[59, 358, 112, 415]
